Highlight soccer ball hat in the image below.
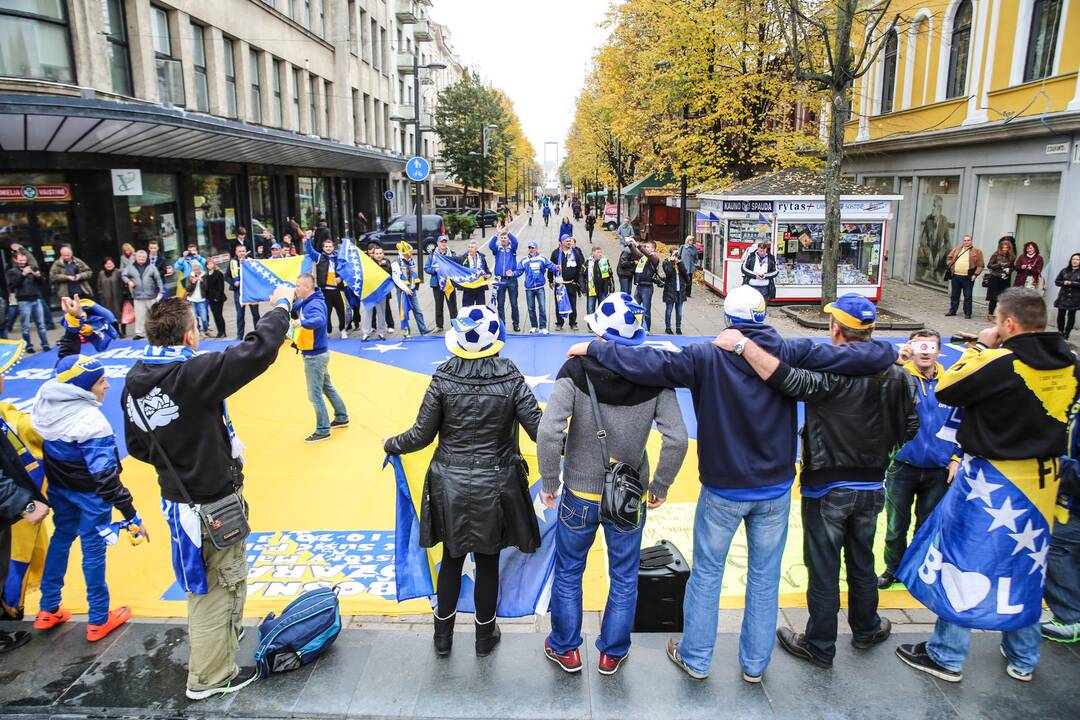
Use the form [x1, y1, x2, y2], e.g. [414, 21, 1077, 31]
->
[724, 285, 767, 327]
[586, 292, 647, 346]
[446, 305, 506, 359]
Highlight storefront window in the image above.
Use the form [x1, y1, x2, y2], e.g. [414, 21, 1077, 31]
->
[892, 177, 915, 281]
[0, 1, 74, 82]
[192, 174, 237, 255]
[914, 175, 960, 286]
[973, 173, 1059, 264]
[296, 177, 329, 229]
[121, 173, 182, 260]
[775, 223, 883, 286]
[249, 175, 276, 240]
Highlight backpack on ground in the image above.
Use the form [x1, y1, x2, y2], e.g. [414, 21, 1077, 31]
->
[254, 586, 342, 677]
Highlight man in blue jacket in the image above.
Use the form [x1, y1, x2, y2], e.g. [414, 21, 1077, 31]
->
[293, 274, 348, 443]
[489, 230, 521, 332]
[566, 284, 897, 683]
[878, 329, 959, 589]
[516, 242, 558, 334]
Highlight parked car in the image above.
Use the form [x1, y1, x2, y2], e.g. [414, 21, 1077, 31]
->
[361, 214, 446, 255]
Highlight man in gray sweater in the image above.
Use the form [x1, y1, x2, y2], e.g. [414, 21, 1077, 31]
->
[538, 291, 688, 676]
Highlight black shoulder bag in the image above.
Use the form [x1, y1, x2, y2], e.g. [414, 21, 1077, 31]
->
[584, 373, 645, 530]
[130, 394, 250, 549]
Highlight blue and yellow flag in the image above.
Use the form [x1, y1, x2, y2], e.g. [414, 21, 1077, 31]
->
[431, 252, 490, 292]
[334, 238, 395, 309]
[239, 256, 305, 304]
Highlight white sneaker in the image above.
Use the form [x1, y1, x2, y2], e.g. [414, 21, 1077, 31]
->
[541, 328, 549, 335]
[339, 330, 348, 339]
[529, 328, 538, 334]
[387, 328, 395, 335]
[361, 334, 370, 341]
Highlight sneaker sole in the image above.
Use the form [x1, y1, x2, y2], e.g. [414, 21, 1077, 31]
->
[1000, 646, 1033, 681]
[185, 672, 257, 701]
[895, 648, 962, 683]
[597, 655, 627, 676]
[330, 423, 350, 430]
[742, 673, 762, 684]
[305, 436, 331, 443]
[544, 649, 582, 674]
[666, 645, 708, 680]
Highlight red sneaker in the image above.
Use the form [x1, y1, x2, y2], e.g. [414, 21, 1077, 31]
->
[544, 639, 582, 673]
[87, 607, 131, 642]
[33, 608, 71, 630]
[598, 652, 628, 676]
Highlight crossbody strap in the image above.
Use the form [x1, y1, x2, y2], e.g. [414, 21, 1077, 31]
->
[583, 373, 610, 467]
[129, 393, 198, 508]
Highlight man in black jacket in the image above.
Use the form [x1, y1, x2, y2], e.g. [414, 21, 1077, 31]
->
[548, 235, 586, 329]
[122, 286, 293, 700]
[715, 293, 918, 668]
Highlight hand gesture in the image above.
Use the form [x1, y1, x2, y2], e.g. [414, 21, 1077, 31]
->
[896, 343, 914, 365]
[270, 285, 295, 305]
[567, 341, 591, 358]
[60, 295, 81, 317]
[713, 328, 746, 352]
[540, 490, 558, 510]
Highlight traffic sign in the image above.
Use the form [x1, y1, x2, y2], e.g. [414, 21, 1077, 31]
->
[405, 156, 431, 182]
[384, 190, 395, 201]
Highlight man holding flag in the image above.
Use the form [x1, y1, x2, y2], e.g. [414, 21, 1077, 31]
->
[424, 236, 457, 332]
[454, 241, 491, 307]
[896, 288, 1080, 683]
[391, 243, 429, 339]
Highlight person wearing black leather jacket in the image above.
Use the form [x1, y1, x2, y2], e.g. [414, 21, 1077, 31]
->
[715, 293, 918, 669]
[384, 305, 542, 658]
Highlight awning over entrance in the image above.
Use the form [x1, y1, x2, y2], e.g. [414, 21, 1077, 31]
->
[0, 94, 405, 175]
[619, 174, 677, 199]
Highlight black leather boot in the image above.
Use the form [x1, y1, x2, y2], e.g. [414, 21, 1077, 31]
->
[475, 616, 501, 656]
[433, 610, 455, 657]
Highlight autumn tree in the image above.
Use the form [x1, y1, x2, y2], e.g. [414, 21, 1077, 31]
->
[433, 71, 512, 204]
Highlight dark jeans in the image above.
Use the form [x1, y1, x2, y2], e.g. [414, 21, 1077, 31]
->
[432, 287, 458, 329]
[618, 276, 632, 294]
[634, 284, 654, 331]
[883, 462, 948, 573]
[496, 281, 520, 329]
[801, 487, 886, 662]
[986, 275, 1009, 316]
[948, 275, 975, 317]
[233, 292, 260, 338]
[209, 300, 226, 336]
[556, 285, 579, 327]
[324, 287, 347, 333]
[665, 300, 683, 330]
[1057, 308, 1077, 339]
[461, 288, 486, 307]
[1045, 509, 1080, 623]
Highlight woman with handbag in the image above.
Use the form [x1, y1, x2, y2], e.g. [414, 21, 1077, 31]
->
[1014, 241, 1045, 292]
[984, 236, 1015, 321]
[537, 292, 688, 675]
[384, 304, 542, 658]
[1054, 253, 1080, 339]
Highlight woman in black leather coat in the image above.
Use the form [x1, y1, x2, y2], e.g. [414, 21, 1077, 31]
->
[384, 305, 542, 657]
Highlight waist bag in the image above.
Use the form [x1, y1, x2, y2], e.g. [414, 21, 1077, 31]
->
[255, 587, 342, 677]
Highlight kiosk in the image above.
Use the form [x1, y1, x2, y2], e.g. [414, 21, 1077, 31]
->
[698, 169, 901, 303]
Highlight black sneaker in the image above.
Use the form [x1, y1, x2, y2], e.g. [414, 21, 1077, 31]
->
[895, 642, 961, 682]
[1000, 645, 1033, 682]
[851, 617, 892, 649]
[185, 666, 258, 700]
[944, 312, 957, 317]
[0, 630, 31, 654]
[877, 572, 897, 589]
[330, 418, 350, 430]
[776, 628, 832, 668]
[133, 334, 145, 340]
[304, 432, 331, 443]
[24, 346, 35, 354]
[41, 345, 50, 351]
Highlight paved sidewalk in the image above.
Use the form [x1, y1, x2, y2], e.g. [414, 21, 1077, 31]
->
[0, 620, 1074, 719]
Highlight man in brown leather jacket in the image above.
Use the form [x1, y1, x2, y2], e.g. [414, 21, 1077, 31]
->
[945, 235, 985, 319]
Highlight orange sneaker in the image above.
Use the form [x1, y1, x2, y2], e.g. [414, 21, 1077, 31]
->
[86, 607, 131, 642]
[33, 608, 71, 630]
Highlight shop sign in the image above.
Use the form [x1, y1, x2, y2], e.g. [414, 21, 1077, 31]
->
[721, 200, 774, 213]
[1045, 142, 1068, 155]
[111, 169, 143, 196]
[775, 199, 891, 216]
[0, 184, 71, 202]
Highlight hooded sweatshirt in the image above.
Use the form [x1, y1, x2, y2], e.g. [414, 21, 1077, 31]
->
[894, 360, 959, 469]
[537, 355, 687, 500]
[588, 326, 897, 499]
[31, 382, 134, 519]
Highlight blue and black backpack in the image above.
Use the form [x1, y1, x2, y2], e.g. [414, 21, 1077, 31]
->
[254, 586, 342, 677]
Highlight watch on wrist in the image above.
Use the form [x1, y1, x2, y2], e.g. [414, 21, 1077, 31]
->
[733, 338, 749, 356]
[22, 501, 36, 516]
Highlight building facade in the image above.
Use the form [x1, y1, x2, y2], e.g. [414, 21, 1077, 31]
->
[843, 0, 1080, 307]
[0, 0, 458, 285]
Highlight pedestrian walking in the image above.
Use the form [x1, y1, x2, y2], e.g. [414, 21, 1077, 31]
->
[566, 284, 897, 683]
[542, 205, 551, 227]
[516, 242, 557, 334]
[1013, 241, 1044, 292]
[584, 213, 596, 244]
[617, 219, 635, 250]
[896, 288, 1078, 683]
[228, 245, 261, 339]
[679, 235, 698, 299]
[539, 292, 687, 675]
[96, 257, 125, 337]
[292, 275, 349, 443]
[185, 263, 210, 333]
[1041, 390, 1080, 644]
[741, 241, 778, 303]
[1053, 253, 1080, 339]
[204, 258, 227, 338]
[944, 235, 984, 319]
[985, 237, 1015, 320]
[583, 245, 614, 315]
[549, 235, 585, 330]
[425, 236, 458, 332]
[559, 217, 574, 242]
[120, 249, 163, 340]
[48, 245, 93, 300]
[662, 247, 690, 335]
[715, 294, 918, 668]
[626, 239, 660, 332]
[7, 252, 51, 353]
[877, 330, 958, 589]
[489, 230, 521, 332]
[383, 305, 543, 658]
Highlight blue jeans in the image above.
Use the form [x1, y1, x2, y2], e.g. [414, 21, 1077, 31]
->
[548, 491, 645, 658]
[664, 301, 683, 330]
[39, 297, 55, 330]
[18, 299, 49, 348]
[525, 287, 547, 330]
[396, 290, 429, 335]
[634, 284, 654, 331]
[233, 292, 260, 338]
[619, 276, 632, 294]
[1045, 510, 1080, 623]
[496, 281, 520, 329]
[927, 617, 1041, 673]
[39, 484, 112, 625]
[680, 488, 791, 677]
[303, 352, 348, 434]
[191, 300, 209, 332]
[586, 294, 599, 315]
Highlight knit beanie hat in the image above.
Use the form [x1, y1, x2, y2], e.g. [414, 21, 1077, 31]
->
[54, 354, 105, 392]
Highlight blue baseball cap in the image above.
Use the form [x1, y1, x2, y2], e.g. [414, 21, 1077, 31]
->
[824, 293, 877, 329]
[527, 241, 538, 249]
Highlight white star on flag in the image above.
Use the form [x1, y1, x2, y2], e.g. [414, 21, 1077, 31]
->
[1007, 519, 1044, 555]
[430, 355, 451, 365]
[965, 469, 1002, 506]
[983, 496, 1027, 532]
[532, 492, 548, 521]
[523, 373, 555, 389]
[1027, 539, 1049, 576]
[643, 340, 681, 353]
[364, 342, 406, 354]
[461, 554, 476, 582]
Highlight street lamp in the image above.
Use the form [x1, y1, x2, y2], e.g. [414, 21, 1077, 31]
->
[393, 52, 447, 281]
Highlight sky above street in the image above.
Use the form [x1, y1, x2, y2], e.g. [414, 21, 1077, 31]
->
[431, 0, 613, 169]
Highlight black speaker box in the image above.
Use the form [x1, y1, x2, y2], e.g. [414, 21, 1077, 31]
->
[633, 539, 690, 633]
